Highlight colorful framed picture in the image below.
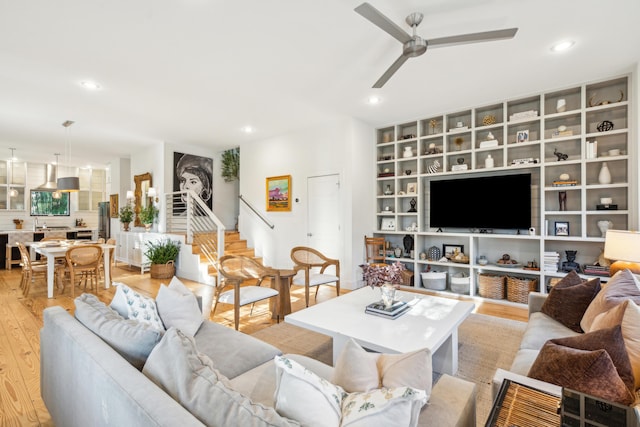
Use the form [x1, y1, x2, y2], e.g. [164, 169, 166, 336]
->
[443, 244, 464, 258]
[109, 194, 119, 218]
[266, 175, 291, 212]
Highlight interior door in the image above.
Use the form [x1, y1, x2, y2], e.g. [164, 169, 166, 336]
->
[307, 174, 340, 259]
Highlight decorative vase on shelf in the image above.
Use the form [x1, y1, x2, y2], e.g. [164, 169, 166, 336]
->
[598, 162, 612, 184]
[556, 98, 567, 113]
[384, 185, 393, 195]
[122, 222, 130, 232]
[380, 283, 397, 309]
[403, 146, 413, 158]
[597, 220, 613, 238]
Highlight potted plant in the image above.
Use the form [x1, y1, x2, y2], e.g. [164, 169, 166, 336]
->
[119, 204, 134, 231]
[138, 204, 159, 231]
[144, 238, 180, 279]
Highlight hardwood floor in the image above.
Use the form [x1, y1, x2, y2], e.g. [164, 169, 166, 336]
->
[0, 265, 527, 426]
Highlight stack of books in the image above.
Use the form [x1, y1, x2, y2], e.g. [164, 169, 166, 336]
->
[583, 265, 610, 277]
[543, 251, 560, 273]
[552, 180, 578, 187]
[365, 300, 410, 319]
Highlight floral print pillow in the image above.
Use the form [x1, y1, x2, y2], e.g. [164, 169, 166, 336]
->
[119, 283, 164, 330]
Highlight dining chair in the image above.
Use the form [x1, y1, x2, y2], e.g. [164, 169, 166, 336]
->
[65, 245, 103, 298]
[289, 246, 340, 307]
[364, 236, 387, 267]
[215, 255, 280, 330]
[18, 242, 63, 297]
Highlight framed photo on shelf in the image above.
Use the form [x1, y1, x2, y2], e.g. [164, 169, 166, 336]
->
[443, 244, 464, 258]
[406, 182, 417, 195]
[266, 175, 291, 212]
[554, 221, 569, 236]
[380, 218, 396, 231]
[516, 130, 529, 143]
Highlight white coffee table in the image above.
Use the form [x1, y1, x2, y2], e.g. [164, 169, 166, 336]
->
[285, 287, 475, 374]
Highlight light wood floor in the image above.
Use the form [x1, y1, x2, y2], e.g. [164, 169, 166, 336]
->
[0, 265, 527, 426]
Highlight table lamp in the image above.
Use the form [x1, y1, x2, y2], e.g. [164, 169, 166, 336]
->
[604, 230, 640, 276]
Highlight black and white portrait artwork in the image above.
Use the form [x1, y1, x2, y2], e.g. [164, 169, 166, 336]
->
[173, 152, 213, 213]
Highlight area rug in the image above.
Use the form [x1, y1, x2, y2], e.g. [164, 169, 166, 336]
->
[251, 313, 526, 426]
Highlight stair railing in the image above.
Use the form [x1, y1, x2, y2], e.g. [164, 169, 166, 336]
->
[165, 190, 226, 268]
[239, 194, 274, 229]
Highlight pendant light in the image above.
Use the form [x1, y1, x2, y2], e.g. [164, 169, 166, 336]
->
[8, 148, 18, 197]
[52, 153, 62, 199]
[57, 120, 80, 192]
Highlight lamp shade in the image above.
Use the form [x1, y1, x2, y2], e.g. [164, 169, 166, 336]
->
[147, 187, 157, 198]
[57, 176, 80, 192]
[604, 230, 640, 263]
[126, 190, 134, 200]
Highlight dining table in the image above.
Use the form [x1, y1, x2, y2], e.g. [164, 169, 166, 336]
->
[30, 241, 117, 298]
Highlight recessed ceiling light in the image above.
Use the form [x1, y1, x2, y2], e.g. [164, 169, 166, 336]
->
[368, 95, 382, 105]
[242, 126, 254, 133]
[80, 80, 102, 90]
[551, 40, 575, 52]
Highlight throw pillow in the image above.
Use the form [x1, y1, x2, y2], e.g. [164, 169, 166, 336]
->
[109, 282, 130, 318]
[549, 325, 635, 395]
[540, 270, 600, 332]
[581, 269, 640, 332]
[116, 283, 164, 330]
[274, 355, 427, 427]
[74, 293, 164, 369]
[156, 280, 202, 336]
[332, 338, 432, 398]
[528, 341, 635, 405]
[591, 299, 640, 389]
[143, 328, 298, 427]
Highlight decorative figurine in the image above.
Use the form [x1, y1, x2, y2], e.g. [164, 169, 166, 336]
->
[427, 159, 440, 174]
[561, 250, 581, 273]
[559, 191, 567, 211]
[408, 198, 417, 212]
[553, 148, 568, 161]
[403, 234, 414, 256]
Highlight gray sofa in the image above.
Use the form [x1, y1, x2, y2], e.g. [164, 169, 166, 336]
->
[41, 305, 477, 427]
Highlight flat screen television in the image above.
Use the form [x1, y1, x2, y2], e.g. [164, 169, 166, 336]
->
[429, 173, 531, 231]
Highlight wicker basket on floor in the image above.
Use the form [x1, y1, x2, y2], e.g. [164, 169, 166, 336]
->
[478, 273, 505, 300]
[506, 276, 537, 304]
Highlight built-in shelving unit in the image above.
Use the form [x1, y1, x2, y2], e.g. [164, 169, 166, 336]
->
[374, 75, 634, 304]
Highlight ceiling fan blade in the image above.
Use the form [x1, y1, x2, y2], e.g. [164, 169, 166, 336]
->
[355, 2, 412, 44]
[373, 55, 409, 88]
[427, 28, 518, 49]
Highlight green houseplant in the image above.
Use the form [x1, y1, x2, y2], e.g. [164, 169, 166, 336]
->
[144, 239, 181, 279]
[221, 147, 239, 182]
[138, 204, 159, 231]
[119, 204, 134, 231]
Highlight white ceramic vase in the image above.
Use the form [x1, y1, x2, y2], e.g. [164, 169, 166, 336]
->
[597, 220, 613, 238]
[380, 283, 397, 308]
[598, 162, 612, 184]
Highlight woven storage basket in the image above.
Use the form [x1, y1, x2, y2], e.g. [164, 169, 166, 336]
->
[506, 276, 537, 304]
[150, 261, 175, 279]
[478, 273, 505, 300]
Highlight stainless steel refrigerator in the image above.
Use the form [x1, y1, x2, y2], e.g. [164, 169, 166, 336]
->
[98, 201, 110, 239]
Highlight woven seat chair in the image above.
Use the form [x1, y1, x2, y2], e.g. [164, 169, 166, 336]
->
[65, 245, 103, 298]
[18, 242, 63, 297]
[215, 255, 280, 330]
[290, 246, 340, 307]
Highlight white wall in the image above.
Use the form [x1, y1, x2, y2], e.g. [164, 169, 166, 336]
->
[239, 117, 374, 289]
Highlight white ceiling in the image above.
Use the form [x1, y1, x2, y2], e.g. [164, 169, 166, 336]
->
[1, 0, 638, 169]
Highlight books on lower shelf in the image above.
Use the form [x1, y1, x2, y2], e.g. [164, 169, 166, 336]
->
[365, 300, 410, 319]
[543, 251, 560, 272]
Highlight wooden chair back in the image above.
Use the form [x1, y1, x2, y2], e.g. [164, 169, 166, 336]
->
[364, 236, 386, 265]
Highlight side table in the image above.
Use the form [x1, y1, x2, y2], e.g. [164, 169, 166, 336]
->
[486, 379, 560, 427]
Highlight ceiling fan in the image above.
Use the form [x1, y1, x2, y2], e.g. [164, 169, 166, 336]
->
[355, 2, 518, 88]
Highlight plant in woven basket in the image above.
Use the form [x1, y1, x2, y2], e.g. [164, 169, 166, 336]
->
[144, 239, 180, 265]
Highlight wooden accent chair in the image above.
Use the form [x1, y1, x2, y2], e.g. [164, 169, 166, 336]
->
[18, 242, 63, 297]
[364, 236, 387, 267]
[65, 245, 103, 297]
[215, 255, 280, 330]
[290, 246, 340, 307]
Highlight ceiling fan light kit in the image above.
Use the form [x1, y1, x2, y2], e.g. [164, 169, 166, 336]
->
[355, 2, 518, 88]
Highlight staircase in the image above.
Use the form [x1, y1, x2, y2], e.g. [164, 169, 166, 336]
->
[190, 230, 259, 283]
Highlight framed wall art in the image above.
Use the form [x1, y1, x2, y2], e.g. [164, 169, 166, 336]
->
[173, 152, 214, 215]
[380, 217, 396, 231]
[406, 182, 417, 195]
[516, 130, 529, 143]
[266, 175, 291, 212]
[109, 194, 119, 218]
[555, 221, 569, 236]
[443, 244, 464, 258]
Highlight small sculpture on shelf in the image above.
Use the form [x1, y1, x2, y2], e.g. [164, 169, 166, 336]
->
[597, 120, 614, 132]
[403, 234, 414, 256]
[429, 119, 438, 135]
[408, 198, 417, 212]
[559, 191, 567, 211]
[561, 250, 581, 273]
[427, 159, 440, 174]
[553, 148, 568, 161]
[426, 142, 440, 155]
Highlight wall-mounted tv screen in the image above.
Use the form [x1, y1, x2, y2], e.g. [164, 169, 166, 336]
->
[30, 190, 70, 216]
[429, 173, 531, 231]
